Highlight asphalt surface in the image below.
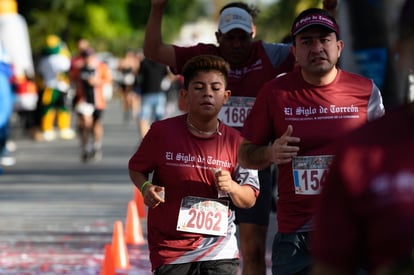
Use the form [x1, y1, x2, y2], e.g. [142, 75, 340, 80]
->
[0, 98, 275, 274]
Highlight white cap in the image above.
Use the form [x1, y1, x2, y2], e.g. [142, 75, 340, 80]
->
[218, 7, 252, 34]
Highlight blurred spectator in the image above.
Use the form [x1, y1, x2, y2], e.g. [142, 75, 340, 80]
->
[69, 38, 90, 105]
[11, 72, 42, 141]
[117, 49, 141, 123]
[37, 35, 75, 141]
[165, 73, 184, 118]
[73, 47, 112, 162]
[136, 57, 169, 137]
[0, 43, 14, 173]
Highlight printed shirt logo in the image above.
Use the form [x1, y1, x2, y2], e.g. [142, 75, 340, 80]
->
[284, 104, 360, 121]
[165, 152, 232, 170]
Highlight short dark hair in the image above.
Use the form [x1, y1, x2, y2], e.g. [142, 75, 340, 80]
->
[182, 55, 230, 89]
[219, 2, 260, 23]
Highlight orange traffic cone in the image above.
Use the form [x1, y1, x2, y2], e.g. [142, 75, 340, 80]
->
[100, 244, 115, 275]
[111, 221, 130, 270]
[125, 200, 145, 245]
[134, 187, 146, 218]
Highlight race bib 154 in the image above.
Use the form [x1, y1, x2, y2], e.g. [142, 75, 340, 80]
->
[292, 155, 334, 195]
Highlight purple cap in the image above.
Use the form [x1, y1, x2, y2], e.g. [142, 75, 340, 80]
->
[291, 12, 339, 37]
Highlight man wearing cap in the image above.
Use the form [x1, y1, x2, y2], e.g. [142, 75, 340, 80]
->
[238, 8, 385, 275]
[144, 1, 294, 100]
[143, 1, 295, 274]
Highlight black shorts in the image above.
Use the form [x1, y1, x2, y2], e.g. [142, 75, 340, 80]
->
[235, 166, 274, 225]
[92, 109, 104, 121]
[154, 259, 239, 275]
[76, 108, 104, 122]
[272, 232, 311, 275]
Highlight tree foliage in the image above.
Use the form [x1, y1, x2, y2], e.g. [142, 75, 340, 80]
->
[16, 0, 324, 57]
[17, 0, 202, 56]
[255, 0, 323, 43]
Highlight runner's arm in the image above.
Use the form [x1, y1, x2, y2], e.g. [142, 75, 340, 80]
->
[128, 169, 149, 194]
[238, 125, 300, 169]
[238, 139, 273, 170]
[230, 164, 259, 208]
[143, 0, 176, 68]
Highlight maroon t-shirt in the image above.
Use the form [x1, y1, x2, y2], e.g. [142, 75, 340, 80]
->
[129, 114, 259, 270]
[313, 104, 414, 273]
[241, 69, 385, 233]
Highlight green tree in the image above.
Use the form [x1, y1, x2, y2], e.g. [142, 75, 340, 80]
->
[17, 0, 324, 58]
[17, 0, 203, 56]
[256, 0, 323, 43]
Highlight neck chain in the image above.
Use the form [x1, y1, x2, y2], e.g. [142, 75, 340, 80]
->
[186, 116, 221, 136]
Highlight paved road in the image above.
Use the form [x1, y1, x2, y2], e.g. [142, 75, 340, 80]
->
[0, 98, 275, 274]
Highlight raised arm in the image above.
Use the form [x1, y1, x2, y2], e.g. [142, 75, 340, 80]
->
[143, 0, 176, 68]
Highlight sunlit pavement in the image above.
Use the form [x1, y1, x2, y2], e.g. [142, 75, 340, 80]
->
[0, 98, 274, 274]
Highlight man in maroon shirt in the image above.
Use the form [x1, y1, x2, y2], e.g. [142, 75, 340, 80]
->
[238, 7, 385, 275]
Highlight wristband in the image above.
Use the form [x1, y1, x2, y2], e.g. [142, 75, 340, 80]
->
[140, 180, 151, 194]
